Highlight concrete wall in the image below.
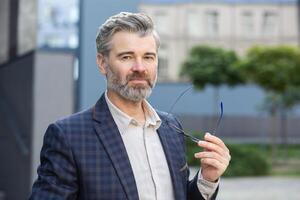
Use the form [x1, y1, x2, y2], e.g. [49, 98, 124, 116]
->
[31, 51, 75, 184]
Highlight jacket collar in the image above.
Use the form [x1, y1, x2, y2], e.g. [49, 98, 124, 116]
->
[92, 94, 139, 200]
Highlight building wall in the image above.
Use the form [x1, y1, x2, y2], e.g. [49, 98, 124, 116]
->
[31, 51, 75, 185]
[139, 2, 299, 81]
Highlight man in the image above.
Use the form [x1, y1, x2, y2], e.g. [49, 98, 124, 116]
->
[30, 12, 230, 200]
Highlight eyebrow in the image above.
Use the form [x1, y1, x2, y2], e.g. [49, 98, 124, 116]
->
[116, 51, 157, 57]
[144, 52, 157, 57]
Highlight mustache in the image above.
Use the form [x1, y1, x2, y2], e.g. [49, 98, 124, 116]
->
[126, 72, 152, 85]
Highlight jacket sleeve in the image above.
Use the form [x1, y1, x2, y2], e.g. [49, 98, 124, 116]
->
[188, 171, 218, 200]
[29, 123, 78, 200]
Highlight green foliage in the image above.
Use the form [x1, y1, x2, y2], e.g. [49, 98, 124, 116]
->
[236, 45, 300, 157]
[223, 144, 270, 177]
[236, 45, 300, 94]
[186, 138, 271, 177]
[181, 45, 244, 90]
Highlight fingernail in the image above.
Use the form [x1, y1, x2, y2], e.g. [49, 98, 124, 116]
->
[197, 140, 204, 145]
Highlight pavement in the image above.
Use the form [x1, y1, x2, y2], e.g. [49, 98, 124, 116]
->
[190, 168, 300, 200]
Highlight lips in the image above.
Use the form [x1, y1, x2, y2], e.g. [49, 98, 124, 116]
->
[129, 77, 147, 81]
[128, 79, 148, 86]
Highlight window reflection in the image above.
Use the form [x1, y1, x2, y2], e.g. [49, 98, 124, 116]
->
[38, 0, 79, 49]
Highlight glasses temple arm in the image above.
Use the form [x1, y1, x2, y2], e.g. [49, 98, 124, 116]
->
[167, 121, 200, 143]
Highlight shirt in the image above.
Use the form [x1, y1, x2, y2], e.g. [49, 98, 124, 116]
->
[105, 92, 218, 199]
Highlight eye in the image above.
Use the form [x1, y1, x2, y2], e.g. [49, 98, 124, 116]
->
[121, 55, 132, 61]
[144, 55, 155, 61]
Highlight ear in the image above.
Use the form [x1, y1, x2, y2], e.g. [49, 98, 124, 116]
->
[96, 53, 107, 75]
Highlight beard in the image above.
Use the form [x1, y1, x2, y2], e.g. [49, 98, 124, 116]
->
[106, 65, 157, 102]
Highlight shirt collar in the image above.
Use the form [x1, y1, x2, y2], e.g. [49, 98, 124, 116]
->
[105, 91, 161, 133]
[142, 100, 161, 129]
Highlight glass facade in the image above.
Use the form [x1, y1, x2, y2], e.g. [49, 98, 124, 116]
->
[37, 0, 79, 49]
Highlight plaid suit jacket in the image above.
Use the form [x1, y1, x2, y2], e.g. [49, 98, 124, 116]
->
[29, 94, 217, 200]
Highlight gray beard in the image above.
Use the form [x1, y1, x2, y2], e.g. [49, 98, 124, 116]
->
[106, 67, 156, 102]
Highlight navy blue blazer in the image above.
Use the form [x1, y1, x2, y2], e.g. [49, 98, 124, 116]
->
[29, 94, 217, 200]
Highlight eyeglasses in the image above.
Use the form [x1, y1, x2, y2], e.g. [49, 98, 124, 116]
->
[166, 86, 224, 143]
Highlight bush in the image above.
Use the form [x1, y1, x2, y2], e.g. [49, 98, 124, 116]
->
[222, 144, 270, 177]
[186, 135, 271, 177]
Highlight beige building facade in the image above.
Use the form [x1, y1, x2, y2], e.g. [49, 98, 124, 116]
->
[139, 1, 299, 81]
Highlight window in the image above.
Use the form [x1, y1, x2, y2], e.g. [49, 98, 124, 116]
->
[205, 11, 219, 36]
[187, 11, 201, 37]
[241, 11, 254, 37]
[158, 45, 168, 80]
[155, 12, 168, 35]
[262, 11, 277, 36]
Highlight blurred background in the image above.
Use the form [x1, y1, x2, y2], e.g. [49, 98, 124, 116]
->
[0, 0, 300, 199]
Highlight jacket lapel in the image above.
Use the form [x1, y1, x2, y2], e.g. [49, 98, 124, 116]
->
[157, 118, 186, 200]
[92, 95, 139, 200]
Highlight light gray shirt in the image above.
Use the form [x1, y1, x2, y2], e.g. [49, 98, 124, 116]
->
[105, 92, 218, 200]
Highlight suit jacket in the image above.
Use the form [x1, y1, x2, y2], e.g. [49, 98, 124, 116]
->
[29, 94, 217, 200]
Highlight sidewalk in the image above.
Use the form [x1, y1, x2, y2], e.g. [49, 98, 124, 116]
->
[190, 168, 300, 200]
[218, 176, 300, 200]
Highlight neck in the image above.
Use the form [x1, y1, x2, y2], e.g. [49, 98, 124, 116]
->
[107, 90, 145, 123]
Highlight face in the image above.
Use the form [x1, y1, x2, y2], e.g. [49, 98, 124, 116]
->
[97, 31, 158, 102]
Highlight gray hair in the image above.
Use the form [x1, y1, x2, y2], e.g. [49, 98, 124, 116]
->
[96, 12, 160, 55]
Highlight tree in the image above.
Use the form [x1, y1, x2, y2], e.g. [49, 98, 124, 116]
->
[181, 45, 244, 114]
[236, 45, 300, 94]
[236, 45, 300, 160]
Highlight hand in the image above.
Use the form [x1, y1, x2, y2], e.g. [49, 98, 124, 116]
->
[194, 132, 230, 182]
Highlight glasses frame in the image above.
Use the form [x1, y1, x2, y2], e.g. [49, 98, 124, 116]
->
[166, 86, 223, 143]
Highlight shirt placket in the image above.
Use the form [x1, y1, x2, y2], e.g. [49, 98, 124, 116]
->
[143, 124, 158, 200]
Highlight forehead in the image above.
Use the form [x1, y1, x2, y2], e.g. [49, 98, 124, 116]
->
[109, 31, 157, 54]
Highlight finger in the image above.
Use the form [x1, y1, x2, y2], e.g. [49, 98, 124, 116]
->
[200, 158, 226, 169]
[197, 140, 228, 157]
[204, 133, 229, 153]
[194, 151, 229, 165]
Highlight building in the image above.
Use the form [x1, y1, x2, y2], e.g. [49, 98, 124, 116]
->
[139, 0, 299, 81]
[0, 0, 77, 199]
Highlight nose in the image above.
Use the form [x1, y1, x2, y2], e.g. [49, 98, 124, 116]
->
[131, 58, 146, 72]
